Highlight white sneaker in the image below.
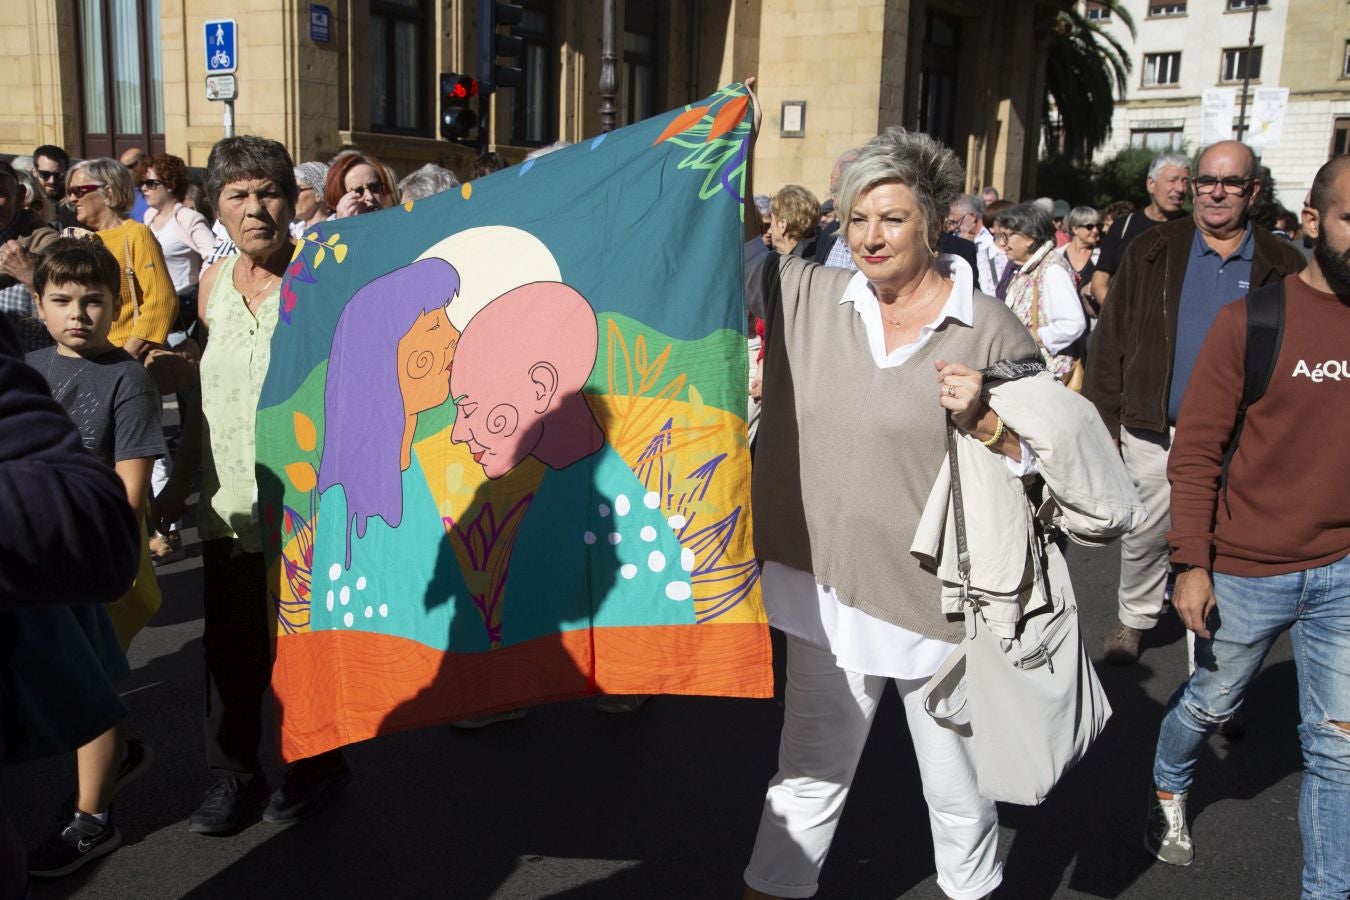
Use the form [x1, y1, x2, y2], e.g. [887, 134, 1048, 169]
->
[1145, 787, 1194, 866]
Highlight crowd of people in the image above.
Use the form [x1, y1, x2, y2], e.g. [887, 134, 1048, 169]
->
[0, 79, 1347, 900]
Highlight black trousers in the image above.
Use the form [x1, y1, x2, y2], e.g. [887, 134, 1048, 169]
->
[201, 538, 273, 777]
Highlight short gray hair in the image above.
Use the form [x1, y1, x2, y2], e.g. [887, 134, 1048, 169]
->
[1148, 152, 1191, 181]
[838, 127, 965, 250]
[1066, 205, 1101, 231]
[994, 202, 1056, 247]
[524, 140, 573, 162]
[206, 135, 298, 210]
[293, 161, 330, 196]
[952, 193, 984, 218]
[398, 163, 460, 201]
[68, 158, 135, 214]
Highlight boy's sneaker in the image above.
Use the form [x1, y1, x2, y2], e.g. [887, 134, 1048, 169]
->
[189, 774, 270, 835]
[1145, 787, 1194, 866]
[27, 810, 122, 878]
[263, 750, 351, 825]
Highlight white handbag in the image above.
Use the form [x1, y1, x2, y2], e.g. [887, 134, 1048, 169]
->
[921, 413, 1112, 806]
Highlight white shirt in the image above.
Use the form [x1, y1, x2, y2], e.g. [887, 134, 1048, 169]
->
[972, 227, 998, 296]
[763, 255, 1032, 680]
[144, 204, 213, 292]
[1033, 262, 1087, 354]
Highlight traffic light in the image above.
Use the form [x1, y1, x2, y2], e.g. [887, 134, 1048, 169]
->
[440, 73, 479, 142]
[478, 0, 524, 91]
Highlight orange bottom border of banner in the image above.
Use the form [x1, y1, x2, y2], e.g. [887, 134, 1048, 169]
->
[273, 623, 773, 761]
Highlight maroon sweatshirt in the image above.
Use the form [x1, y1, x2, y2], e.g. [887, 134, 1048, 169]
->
[1168, 274, 1350, 577]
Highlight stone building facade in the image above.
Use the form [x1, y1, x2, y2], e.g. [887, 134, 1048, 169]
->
[3, 0, 1062, 201]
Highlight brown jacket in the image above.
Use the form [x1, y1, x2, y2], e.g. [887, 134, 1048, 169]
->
[0, 209, 60, 292]
[1085, 217, 1305, 438]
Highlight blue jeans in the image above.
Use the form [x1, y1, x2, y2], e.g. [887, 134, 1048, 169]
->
[1152, 553, 1350, 900]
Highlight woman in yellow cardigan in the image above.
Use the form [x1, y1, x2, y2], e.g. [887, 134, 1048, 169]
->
[64, 158, 177, 359]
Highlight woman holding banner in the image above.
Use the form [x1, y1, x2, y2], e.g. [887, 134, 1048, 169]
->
[740, 79, 1039, 900]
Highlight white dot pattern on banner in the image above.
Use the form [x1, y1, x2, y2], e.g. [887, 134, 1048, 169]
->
[614, 494, 631, 516]
[608, 532, 622, 545]
[668, 514, 686, 530]
[357, 576, 367, 590]
[329, 563, 341, 582]
[598, 503, 610, 517]
[681, 548, 695, 572]
[640, 526, 657, 542]
[666, 582, 692, 601]
[378, 604, 389, 618]
[340, 586, 351, 605]
[584, 531, 597, 545]
[326, 590, 334, 612]
[343, 612, 354, 627]
[648, 551, 666, 573]
[644, 491, 660, 509]
[364, 606, 374, 618]
[620, 563, 638, 580]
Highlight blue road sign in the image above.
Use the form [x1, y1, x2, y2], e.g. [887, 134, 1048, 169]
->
[310, 4, 331, 43]
[205, 19, 237, 75]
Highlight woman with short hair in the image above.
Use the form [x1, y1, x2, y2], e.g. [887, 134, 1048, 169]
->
[155, 135, 350, 836]
[325, 152, 397, 218]
[64, 158, 177, 360]
[138, 153, 216, 307]
[741, 82, 1041, 896]
[993, 202, 1087, 379]
[767, 184, 821, 257]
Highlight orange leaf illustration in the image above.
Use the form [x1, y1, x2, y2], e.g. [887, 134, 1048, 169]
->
[707, 96, 750, 143]
[285, 462, 317, 493]
[293, 411, 317, 452]
[652, 106, 710, 145]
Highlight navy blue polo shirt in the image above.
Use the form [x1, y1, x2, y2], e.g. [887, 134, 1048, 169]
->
[1168, 225, 1255, 422]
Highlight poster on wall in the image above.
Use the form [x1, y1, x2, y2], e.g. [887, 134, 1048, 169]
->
[1201, 89, 1237, 146]
[1246, 87, 1289, 149]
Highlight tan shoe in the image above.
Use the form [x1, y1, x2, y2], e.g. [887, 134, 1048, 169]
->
[1103, 621, 1143, 665]
[149, 531, 184, 565]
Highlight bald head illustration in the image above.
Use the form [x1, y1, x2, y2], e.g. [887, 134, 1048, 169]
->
[450, 281, 604, 479]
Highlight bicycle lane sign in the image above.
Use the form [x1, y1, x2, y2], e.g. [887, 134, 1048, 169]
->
[205, 19, 237, 75]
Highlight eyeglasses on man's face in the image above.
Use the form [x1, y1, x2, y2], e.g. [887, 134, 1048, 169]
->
[67, 183, 104, 199]
[1192, 176, 1256, 196]
[35, 169, 65, 182]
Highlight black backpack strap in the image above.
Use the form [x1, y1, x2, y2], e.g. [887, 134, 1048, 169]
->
[1220, 279, 1286, 487]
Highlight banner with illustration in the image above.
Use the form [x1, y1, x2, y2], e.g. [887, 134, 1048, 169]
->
[257, 85, 769, 760]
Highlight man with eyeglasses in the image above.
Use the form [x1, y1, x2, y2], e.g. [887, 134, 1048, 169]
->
[947, 194, 998, 295]
[1085, 140, 1305, 666]
[31, 145, 78, 229]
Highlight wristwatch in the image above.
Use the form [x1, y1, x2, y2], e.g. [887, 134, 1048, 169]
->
[1169, 562, 1202, 576]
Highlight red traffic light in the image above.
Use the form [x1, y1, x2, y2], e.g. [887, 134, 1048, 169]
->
[444, 75, 479, 100]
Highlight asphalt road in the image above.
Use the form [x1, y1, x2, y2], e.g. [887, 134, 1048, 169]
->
[7, 516, 1304, 899]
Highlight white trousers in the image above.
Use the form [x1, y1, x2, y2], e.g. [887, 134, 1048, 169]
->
[744, 634, 1000, 900]
[1116, 426, 1173, 630]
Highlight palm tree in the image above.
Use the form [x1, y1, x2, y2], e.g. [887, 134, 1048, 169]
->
[1044, 1, 1137, 161]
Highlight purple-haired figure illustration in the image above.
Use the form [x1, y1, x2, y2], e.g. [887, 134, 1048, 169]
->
[318, 257, 461, 567]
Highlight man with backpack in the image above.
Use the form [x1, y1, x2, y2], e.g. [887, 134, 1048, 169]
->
[1085, 140, 1306, 665]
[1144, 155, 1350, 900]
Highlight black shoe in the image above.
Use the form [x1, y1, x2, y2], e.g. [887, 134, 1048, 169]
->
[188, 774, 269, 835]
[263, 751, 350, 825]
[28, 810, 121, 878]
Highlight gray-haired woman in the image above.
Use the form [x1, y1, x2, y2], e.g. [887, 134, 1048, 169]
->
[740, 79, 1038, 900]
[291, 161, 330, 237]
[1057, 205, 1102, 316]
[154, 135, 350, 837]
[993, 202, 1087, 380]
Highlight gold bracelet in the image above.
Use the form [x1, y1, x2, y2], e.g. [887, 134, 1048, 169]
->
[980, 416, 1006, 447]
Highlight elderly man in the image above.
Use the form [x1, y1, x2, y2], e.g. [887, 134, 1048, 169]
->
[1145, 155, 1350, 900]
[1090, 152, 1191, 308]
[981, 185, 999, 207]
[948, 193, 997, 294]
[1085, 141, 1305, 665]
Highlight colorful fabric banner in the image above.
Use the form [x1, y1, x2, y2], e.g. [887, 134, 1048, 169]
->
[257, 84, 769, 760]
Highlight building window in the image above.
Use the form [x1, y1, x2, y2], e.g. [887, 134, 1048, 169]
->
[1130, 128, 1183, 150]
[1143, 52, 1181, 87]
[1085, 2, 1110, 20]
[1148, 2, 1186, 16]
[917, 12, 960, 149]
[1333, 118, 1350, 157]
[371, 0, 428, 135]
[1221, 46, 1262, 83]
[77, 0, 165, 158]
[622, 0, 658, 126]
[1227, 0, 1267, 9]
[1343, 40, 1350, 78]
[508, 0, 555, 146]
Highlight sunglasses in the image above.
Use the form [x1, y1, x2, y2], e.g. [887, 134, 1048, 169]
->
[66, 183, 104, 199]
[35, 169, 65, 182]
[349, 181, 387, 197]
[138, 178, 163, 190]
[1076, 223, 1102, 230]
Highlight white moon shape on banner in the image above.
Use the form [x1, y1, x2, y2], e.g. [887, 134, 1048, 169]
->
[417, 226, 562, 331]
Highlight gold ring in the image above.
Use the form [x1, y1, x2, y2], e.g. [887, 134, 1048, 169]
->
[946, 384, 957, 398]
